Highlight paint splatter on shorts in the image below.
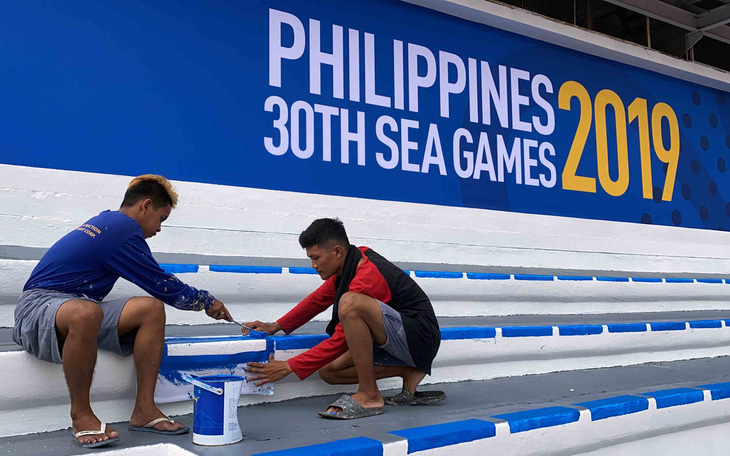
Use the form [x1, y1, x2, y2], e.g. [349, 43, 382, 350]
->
[12, 288, 135, 364]
[373, 301, 416, 367]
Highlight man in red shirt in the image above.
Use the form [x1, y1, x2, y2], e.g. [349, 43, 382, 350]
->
[244, 218, 443, 419]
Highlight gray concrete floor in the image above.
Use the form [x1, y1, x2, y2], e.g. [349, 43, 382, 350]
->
[2, 356, 730, 455]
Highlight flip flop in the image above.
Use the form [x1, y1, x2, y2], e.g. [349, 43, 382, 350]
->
[318, 394, 384, 420]
[71, 422, 120, 449]
[128, 417, 190, 435]
[384, 387, 447, 406]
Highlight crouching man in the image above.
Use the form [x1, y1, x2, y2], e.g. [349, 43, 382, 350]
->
[13, 175, 232, 448]
[243, 218, 444, 419]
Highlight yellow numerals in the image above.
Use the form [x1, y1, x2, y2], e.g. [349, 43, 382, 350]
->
[558, 81, 680, 201]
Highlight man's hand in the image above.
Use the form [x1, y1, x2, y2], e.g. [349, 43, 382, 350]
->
[245, 354, 292, 386]
[241, 320, 281, 335]
[206, 299, 232, 321]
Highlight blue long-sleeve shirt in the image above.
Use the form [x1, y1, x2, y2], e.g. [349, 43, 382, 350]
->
[24, 210, 215, 311]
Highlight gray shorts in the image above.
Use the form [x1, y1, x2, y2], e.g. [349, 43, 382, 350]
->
[373, 302, 416, 368]
[12, 289, 135, 364]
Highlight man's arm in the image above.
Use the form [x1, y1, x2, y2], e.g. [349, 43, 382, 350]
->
[105, 236, 230, 319]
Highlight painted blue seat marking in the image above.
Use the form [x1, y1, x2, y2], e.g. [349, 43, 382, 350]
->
[289, 267, 318, 274]
[210, 265, 283, 274]
[558, 325, 603, 336]
[696, 382, 730, 401]
[649, 321, 687, 331]
[574, 395, 649, 421]
[159, 263, 199, 274]
[696, 278, 723, 284]
[596, 277, 630, 282]
[271, 334, 330, 350]
[630, 277, 663, 283]
[556, 276, 593, 281]
[466, 272, 511, 280]
[640, 388, 705, 408]
[389, 419, 495, 453]
[514, 274, 554, 281]
[607, 323, 647, 333]
[688, 320, 723, 329]
[441, 327, 497, 340]
[502, 326, 553, 337]
[252, 437, 384, 456]
[664, 278, 694, 283]
[414, 271, 463, 279]
[492, 406, 580, 433]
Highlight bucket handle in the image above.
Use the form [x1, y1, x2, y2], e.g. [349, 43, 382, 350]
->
[181, 374, 223, 396]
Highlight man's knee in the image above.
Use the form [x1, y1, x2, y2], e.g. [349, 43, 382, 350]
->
[338, 292, 365, 320]
[133, 297, 166, 324]
[65, 301, 103, 332]
[318, 365, 338, 385]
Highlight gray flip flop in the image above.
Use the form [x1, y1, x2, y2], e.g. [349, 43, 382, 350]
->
[318, 394, 384, 420]
[384, 387, 447, 406]
[71, 422, 120, 449]
[128, 417, 189, 435]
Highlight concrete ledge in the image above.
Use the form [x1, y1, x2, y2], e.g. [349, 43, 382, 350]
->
[2, 260, 730, 327]
[4, 318, 730, 438]
[252, 381, 730, 455]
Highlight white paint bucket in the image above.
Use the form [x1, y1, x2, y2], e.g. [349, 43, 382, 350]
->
[183, 374, 244, 446]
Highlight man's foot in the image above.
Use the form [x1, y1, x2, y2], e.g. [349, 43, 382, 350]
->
[71, 414, 119, 446]
[326, 391, 384, 414]
[130, 406, 186, 433]
[319, 394, 384, 420]
[402, 368, 426, 394]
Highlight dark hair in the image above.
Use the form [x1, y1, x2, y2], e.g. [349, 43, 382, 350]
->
[121, 176, 176, 209]
[299, 218, 350, 249]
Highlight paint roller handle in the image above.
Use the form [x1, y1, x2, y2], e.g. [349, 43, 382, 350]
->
[232, 320, 269, 339]
[181, 374, 223, 396]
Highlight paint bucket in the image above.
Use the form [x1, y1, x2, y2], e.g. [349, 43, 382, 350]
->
[182, 374, 244, 446]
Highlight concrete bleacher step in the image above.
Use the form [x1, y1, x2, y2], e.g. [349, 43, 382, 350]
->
[2, 356, 730, 456]
[2, 312, 730, 438]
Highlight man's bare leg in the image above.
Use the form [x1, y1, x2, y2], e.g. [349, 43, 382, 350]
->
[319, 351, 427, 393]
[56, 300, 119, 445]
[118, 297, 184, 432]
[329, 292, 391, 412]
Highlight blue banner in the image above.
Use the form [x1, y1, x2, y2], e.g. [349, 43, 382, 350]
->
[0, 0, 728, 230]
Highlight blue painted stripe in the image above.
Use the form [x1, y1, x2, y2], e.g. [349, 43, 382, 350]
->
[466, 273, 511, 280]
[210, 265, 283, 274]
[159, 263, 199, 274]
[696, 382, 730, 401]
[596, 276, 630, 282]
[492, 406, 580, 433]
[514, 274, 554, 281]
[558, 325, 603, 336]
[607, 323, 647, 333]
[271, 334, 329, 350]
[640, 388, 705, 409]
[649, 321, 687, 331]
[390, 419, 495, 453]
[631, 277, 663, 283]
[502, 326, 553, 337]
[252, 437, 384, 456]
[696, 278, 724, 284]
[441, 327, 497, 340]
[289, 267, 318, 275]
[574, 395, 649, 421]
[165, 335, 259, 344]
[665, 278, 695, 283]
[414, 270, 463, 279]
[556, 276, 593, 281]
[688, 320, 723, 329]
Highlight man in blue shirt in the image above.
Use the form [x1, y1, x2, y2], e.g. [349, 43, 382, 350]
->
[13, 174, 232, 448]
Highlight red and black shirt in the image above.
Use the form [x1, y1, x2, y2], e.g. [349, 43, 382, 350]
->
[278, 246, 440, 380]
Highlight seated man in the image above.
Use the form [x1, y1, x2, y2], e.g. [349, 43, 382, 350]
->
[244, 218, 444, 419]
[13, 174, 232, 448]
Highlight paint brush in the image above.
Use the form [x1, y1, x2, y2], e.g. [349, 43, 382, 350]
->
[231, 319, 268, 339]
